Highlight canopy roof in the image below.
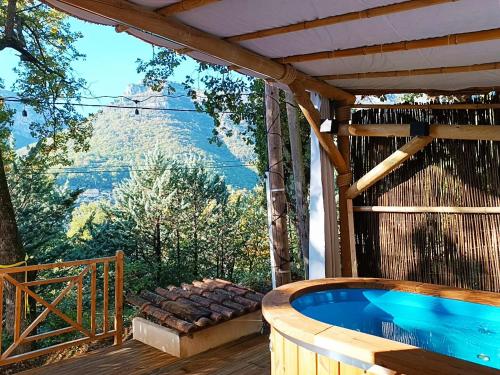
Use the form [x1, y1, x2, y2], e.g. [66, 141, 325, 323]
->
[45, 0, 500, 97]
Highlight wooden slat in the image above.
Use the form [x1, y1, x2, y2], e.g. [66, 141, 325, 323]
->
[77, 275, 83, 325]
[23, 276, 76, 287]
[338, 124, 500, 141]
[278, 28, 500, 63]
[346, 136, 433, 199]
[23, 327, 75, 344]
[156, 0, 220, 16]
[318, 61, 500, 81]
[353, 206, 500, 214]
[14, 286, 22, 342]
[0, 256, 116, 274]
[344, 86, 500, 96]
[227, 0, 453, 42]
[103, 261, 109, 333]
[114, 251, 124, 345]
[55, 0, 354, 102]
[90, 263, 96, 336]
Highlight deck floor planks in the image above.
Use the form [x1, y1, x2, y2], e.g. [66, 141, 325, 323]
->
[18, 334, 270, 375]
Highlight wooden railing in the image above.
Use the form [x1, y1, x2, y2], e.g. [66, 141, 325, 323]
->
[0, 251, 124, 366]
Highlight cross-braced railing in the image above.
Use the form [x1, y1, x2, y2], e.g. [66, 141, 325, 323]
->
[0, 251, 124, 366]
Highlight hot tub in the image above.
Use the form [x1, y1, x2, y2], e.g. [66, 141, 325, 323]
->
[262, 278, 500, 375]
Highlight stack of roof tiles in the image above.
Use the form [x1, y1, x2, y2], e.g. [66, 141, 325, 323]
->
[126, 278, 264, 334]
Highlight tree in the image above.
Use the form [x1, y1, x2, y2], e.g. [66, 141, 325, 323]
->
[1, 0, 90, 334]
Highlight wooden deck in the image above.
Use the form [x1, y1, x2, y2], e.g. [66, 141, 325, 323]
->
[19, 334, 270, 375]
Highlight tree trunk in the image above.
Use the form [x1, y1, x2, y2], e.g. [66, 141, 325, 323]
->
[0, 151, 26, 336]
[265, 83, 291, 286]
[285, 91, 309, 278]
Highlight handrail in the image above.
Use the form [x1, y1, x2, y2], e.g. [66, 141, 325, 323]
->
[0, 251, 124, 366]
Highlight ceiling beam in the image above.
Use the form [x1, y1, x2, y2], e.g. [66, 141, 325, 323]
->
[278, 28, 500, 64]
[156, 0, 221, 17]
[226, 0, 455, 43]
[54, 0, 354, 103]
[344, 86, 500, 96]
[316, 62, 500, 81]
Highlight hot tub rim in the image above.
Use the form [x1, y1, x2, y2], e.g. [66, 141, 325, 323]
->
[262, 277, 500, 375]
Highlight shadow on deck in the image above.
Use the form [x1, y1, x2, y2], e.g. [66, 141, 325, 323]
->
[19, 334, 270, 375]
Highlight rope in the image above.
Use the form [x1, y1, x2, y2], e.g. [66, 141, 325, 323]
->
[337, 172, 353, 187]
[278, 64, 298, 85]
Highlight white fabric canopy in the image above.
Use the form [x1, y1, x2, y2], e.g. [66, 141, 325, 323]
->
[45, 0, 500, 93]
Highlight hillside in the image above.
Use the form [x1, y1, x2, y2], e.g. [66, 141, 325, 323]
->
[5, 84, 258, 195]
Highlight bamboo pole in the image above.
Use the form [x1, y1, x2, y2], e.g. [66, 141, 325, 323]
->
[336, 105, 357, 277]
[56, 0, 354, 103]
[288, 83, 349, 174]
[346, 86, 499, 96]
[351, 103, 500, 110]
[346, 136, 433, 199]
[338, 124, 500, 141]
[227, 0, 454, 42]
[353, 206, 500, 214]
[317, 62, 500, 81]
[265, 83, 291, 287]
[278, 28, 500, 63]
[156, 0, 220, 16]
[114, 250, 124, 345]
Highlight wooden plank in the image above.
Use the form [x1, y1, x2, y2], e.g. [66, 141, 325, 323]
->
[338, 124, 500, 141]
[90, 263, 96, 336]
[227, 0, 453, 42]
[23, 327, 75, 344]
[14, 286, 22, 342]
[156, 0, 220, 16]
[77, 275, 83, 325]
[103, 261, 109, 333]
[0, 256, 116, 274]
[55, 0, 354, 102]
[279, 28, 500, 63]
[114, 251, 124, 345]
[298, 346, 316, 375]
[339, 361, 365, 375]
[283, 338, 298, 375]
[353, 206, 500, 214]
[318, 61, 500, 81]
[346, 136, 433, 199]
[346, 200, 358, 277]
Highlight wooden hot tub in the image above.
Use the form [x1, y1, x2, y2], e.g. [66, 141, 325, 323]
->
[262, 278, 500, 375]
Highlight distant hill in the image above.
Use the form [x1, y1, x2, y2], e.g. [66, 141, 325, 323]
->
[5, 84, 258, 196]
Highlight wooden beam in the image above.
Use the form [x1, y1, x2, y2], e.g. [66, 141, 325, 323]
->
[278, 28, 500, 63]
[56, 0, 354, 103]
[227, 0, 455, 42]
[317, 62, 500, 81]
[156, 0, 220, 17]
[338, 124, 500, 141]
[346, 87, 500, 96]
[289, 82, 349, 174]
[352, 103, 500, 110]
[346, 136, 433, 199]
[354, 206, 500, 214]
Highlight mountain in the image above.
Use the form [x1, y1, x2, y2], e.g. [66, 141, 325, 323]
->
[5, 84, 258, 196]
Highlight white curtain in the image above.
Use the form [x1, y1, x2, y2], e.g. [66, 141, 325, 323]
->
[308, 93, 341, 279]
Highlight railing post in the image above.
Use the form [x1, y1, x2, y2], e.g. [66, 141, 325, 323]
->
[114, 250, 124, 345]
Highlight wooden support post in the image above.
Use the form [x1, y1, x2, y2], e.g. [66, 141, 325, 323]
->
[284, 91, 309, 279]
[346, 136, 433, 199]
[336, 105, 357, 277]
[114, 251, 124, 345]
[265, 83, 291, 287]
[288, 83, 349, 174]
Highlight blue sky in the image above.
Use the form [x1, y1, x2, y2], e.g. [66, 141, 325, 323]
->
[1, 17, 199, 98]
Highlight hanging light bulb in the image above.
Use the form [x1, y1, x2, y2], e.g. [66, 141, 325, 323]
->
[134, 100, 139, 115]
[135, 107, 139, 115]
[22, 108, 28, 117]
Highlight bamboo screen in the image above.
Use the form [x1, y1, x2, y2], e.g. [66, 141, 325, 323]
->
[350, 96, 500, 292]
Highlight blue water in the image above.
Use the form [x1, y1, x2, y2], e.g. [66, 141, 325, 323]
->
[292, 289, 500, 369]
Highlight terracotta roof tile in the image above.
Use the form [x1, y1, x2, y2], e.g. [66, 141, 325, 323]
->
[126, 279, 263, 334]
